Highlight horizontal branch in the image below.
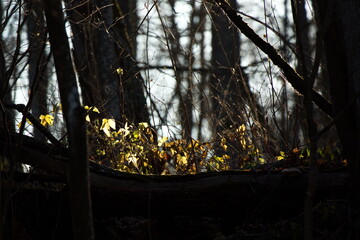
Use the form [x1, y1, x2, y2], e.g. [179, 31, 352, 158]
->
[137, 63, 211, 73]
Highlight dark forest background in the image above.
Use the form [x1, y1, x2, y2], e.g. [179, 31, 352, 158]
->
[1, 0, 360, 239]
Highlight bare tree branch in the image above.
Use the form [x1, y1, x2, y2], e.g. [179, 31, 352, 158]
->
[212, 0, 333, 118]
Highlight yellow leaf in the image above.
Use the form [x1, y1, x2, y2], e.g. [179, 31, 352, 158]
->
[92, 107, 100, 113]
[170, 148, 176, 155]
[240, 137, 247, 149]
[236, 124, 246, 134]
[138, 122, 149, 130]
[220, 137, 228, 151]
[108, 119, 116, 129]
[222, 154, 231, 160]
[128, 153, 138, 168]
[258, 158, 265, 164]
[158, 137, 168, 147]
[100, 118, 116, 137]
[132, 130, 140, 139]
[84, 105, 100, 113]
[96, 149, 106, 156]
[276, 151, 286, 160]
[39, 114, 54, 127]
[177, 154, 187, 165]
[214, 156, 224, 162]
[116, 68, 124, 75]
[118, 122, 130, 137]
[188, 139, 200, 149]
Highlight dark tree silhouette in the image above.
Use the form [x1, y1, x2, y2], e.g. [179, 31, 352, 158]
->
[316, 0, 360, 202]
[44, 1, 94, 238]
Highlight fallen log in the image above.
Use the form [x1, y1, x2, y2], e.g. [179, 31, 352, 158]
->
[90, 170, 348, 219]
[0, 131, 349, 221]
[3, 168, 349, 239]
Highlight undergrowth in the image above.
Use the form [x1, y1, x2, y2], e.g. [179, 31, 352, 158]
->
[83, 106, 345, 175]
[21, 106, 345, 175]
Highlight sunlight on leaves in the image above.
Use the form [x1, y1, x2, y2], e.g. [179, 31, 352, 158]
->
[117, 122, 130, 137]
[100, 118, 116, 137]
[177, 154, 188, 165]
[220, 137, 228, 151]
[84, 105, 100, 122]
[276, 151, 286, 160]
[236, 124, 246, 135]
[158, 137, 168, 147]
[85, 119, 346, 175]
[138, 122, 149, 130]
[39, 114, 54, 127]
[116, 67, 124, 75]
[128, 153, 138, 168]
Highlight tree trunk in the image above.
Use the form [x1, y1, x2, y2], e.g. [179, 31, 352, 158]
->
[291, 0, 311, 146]
[113, 0, 149, 124]
[44, 1, 94, 238]
[64, 0, 102, 108]
[96, 0, 122, 120]
[210, 1, 269, 164]
[316, 0, 360, 201]
[66, 0, 149, 124]
[210, 0, 242, 163]
[211, 0, 241, 128]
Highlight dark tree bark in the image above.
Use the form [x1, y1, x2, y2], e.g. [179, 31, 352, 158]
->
[291, 2, 318, 238]
[211, 0, 245, 163]
[210, 1, 272, 163]
[65, 0, 149, 124]
[316, 0, 360, 201]
[43, 1, 94, 239]
[96, 0, 122, 120]
[64, 0, 102, 108]
[112, 0, 149, 124]
[291, 0, 311, 145]
[211, 0, 242, 130]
